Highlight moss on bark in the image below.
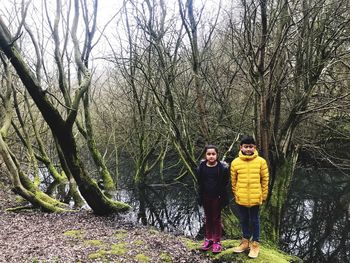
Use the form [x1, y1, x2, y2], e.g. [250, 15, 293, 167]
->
[12, 185, 67, 212]
[261, 157, 297, 243]
[18, 171, 67, 207]
[0, 19, 129, 215]
[222, 207, 241, 238]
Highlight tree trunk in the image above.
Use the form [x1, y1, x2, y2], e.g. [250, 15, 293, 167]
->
[83, 92, 116, 195]
[184, 0, 209, 142]
[0, 18, 130, 215]
[261, 151, 299, 242]
[0, 135, 66, 212]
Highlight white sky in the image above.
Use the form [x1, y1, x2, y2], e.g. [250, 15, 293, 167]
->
[0, 0, 238, 78]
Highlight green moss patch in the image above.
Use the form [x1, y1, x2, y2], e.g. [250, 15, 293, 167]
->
[88, 249, 108, 260]
[110, 243, 127, 255]
[83, 239, 104, 247]
[159, 252, 173, 263]
[15, 196, 26, 204]
[63, 229, 84, 239]
[87, 243, 127, 260]
[135, 253, 150, 262]
[114, 229, 128, 239]
[215, 244, 300, 263]
[181, 237, 200, 250]
[133, 239, 146, 246]
[184, 239, 301, 263]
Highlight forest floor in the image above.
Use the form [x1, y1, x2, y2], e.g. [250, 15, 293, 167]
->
[0, 182, 211, 263]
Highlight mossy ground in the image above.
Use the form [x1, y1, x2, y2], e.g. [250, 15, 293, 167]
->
[66, 228, 301, 263]
[135, 253, 151, 262]
[159, 252, 172, 263]
[83, 239, 105, 246]
[0, 181, 300, 263]
[114, 229, 128, 239]
[60, 225, 205, 262]
[63, 229, 84, 239]
[184, 238, 302, 263]
[83, 237, 158, 262]
[64, 231, 129, 260]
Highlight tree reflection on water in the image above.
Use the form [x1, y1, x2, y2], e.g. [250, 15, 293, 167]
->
[117, 183, 203, 237]
[114, 167, 349, 262]
[280, 168, 350, 263]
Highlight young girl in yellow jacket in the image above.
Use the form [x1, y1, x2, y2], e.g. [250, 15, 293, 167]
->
[230, 135, 269, 258]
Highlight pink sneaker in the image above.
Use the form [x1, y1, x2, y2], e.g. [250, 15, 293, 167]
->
[212, 242, 222, 253]
[201, 239, 213, 251]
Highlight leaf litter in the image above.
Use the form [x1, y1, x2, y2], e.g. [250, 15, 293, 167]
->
[0, 184, 211, 263]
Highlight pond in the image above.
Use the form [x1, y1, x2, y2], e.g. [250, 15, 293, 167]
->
[112, 168, 349, 263]
[280, 168, 350, 263]
[113, 183, 204, 237]
[44, 164, 348, 262]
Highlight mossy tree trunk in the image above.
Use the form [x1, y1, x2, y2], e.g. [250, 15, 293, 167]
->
[0, 136, 66, 212]
[0, 140, 66, 212]
[51, 0, 117, 199]
[261, 153, 299, 243]
[23, 93, 67, 184]
[77, 0, 117, 196]
[0, 58, 66, 212]
[83, 91, 116, 196]
[0, 10, 130, 215]
[11, 90, 41, 186]
[54, 138, 85, 208]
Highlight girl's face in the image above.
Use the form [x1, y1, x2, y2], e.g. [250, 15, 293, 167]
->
[205, 148, 218, 164]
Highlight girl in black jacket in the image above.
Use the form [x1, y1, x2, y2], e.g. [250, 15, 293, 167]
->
[197, 145, 229, 253]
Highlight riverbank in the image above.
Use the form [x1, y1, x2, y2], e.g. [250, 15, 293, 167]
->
[0, 181, 208, 262]
[0, 210, 212, 262]
[0, 182, 300, 262]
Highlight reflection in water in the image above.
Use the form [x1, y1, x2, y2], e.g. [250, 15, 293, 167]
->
[114, 183, 203, 237]
[116, 169, 349, 262]
[280, 168, 350, 263]
[43, 166, 349, 262]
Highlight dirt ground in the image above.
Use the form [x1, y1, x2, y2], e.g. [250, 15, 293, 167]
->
[0, 182, 210, 263]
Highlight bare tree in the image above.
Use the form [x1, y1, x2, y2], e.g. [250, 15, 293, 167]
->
[0, 0, 130, 215]
[227, 0, 350, 241]
[0, 54, 67, 212]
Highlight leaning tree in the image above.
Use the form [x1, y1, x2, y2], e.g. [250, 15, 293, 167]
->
[0, 0, 130, 215]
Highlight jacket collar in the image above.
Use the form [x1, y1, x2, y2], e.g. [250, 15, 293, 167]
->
[239, 150, 258, 161]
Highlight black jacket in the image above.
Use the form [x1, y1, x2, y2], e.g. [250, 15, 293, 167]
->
[196, 160, 230, 207]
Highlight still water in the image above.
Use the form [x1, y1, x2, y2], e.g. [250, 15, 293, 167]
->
[112, 168, 349, 263]
[280, 168, 350, 263]
[113, 183, 204, 237]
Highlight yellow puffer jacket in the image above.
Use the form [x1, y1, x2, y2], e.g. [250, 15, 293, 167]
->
[230, 150, 269, 207]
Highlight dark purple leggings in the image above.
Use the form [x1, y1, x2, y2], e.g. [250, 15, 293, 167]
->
[203, 195, 221, 242]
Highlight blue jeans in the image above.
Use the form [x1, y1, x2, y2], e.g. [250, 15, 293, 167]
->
[237, 204, 260, 241]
